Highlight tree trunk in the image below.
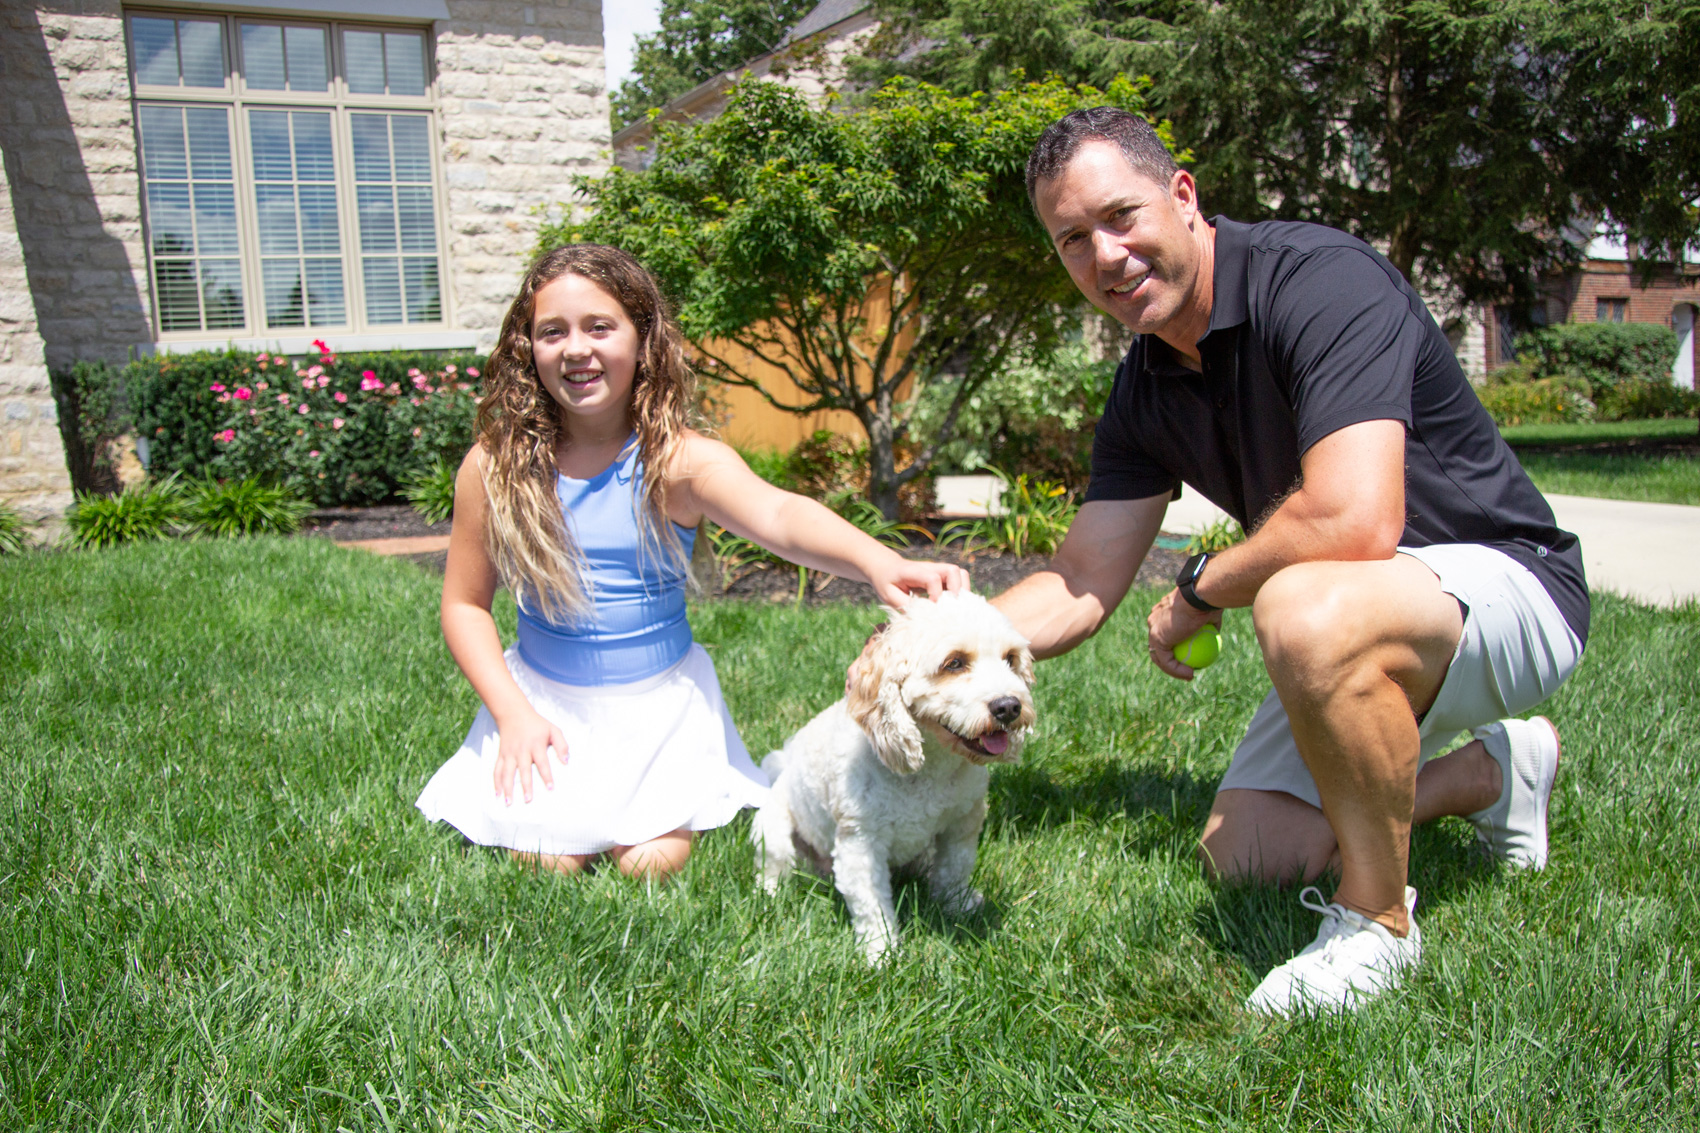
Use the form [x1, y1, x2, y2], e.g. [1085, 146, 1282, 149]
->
[866, 391, 901, 521]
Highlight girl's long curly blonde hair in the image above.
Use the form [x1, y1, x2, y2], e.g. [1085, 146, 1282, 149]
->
[477, 244, 694, 624]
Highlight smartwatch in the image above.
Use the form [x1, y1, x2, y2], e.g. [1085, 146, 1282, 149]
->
[1175, 552, 1219, 612]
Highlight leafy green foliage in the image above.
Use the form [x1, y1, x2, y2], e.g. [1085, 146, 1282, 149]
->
[47, 358, 129, 494]
[862, 1, 1700, 307]
[611, 0, 818, 128]
[129, 346, 486, 506]
[186, 478, 314, 538]
[403, 460, 458, 526]
[0, 502, 27, 555]
[64, 474, 188, 549]
[909, 342, 1117, 490]
[552, 75, 1163, 517]
[1478, 323, 1695, 425]
[1186, 515, 1246, 555]
[940, 468, 1078, 556]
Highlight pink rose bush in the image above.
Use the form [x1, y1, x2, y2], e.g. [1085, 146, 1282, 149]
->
[128, 347, 486, 507]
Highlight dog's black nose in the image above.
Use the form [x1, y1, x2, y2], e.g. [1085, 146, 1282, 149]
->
[988, 696, 1022, 724]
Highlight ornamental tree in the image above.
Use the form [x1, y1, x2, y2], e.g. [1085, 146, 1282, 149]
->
[544, 76, 1164, 518]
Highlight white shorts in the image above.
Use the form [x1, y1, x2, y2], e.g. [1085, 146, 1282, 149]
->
[1217, 544, 1583, 808]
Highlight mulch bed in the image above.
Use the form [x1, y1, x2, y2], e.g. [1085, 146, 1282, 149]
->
[1505, 433, 1700, 458]
[305, 505, 1190, 600]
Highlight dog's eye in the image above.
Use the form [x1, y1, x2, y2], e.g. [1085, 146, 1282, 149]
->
[1005, 651, 1020, 668]
[941, 653, 968, 672]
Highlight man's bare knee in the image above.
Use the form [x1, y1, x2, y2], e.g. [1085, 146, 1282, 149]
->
[1200, 789, 1339, 885]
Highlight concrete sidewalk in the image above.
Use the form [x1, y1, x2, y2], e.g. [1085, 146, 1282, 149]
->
[1159, 489, 1700, 608]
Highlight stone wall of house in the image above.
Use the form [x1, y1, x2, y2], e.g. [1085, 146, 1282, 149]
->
[0, 164, 73, 532]
[436, 0, 611, 347]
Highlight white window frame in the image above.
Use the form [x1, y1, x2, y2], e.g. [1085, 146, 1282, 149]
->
[125, 8, 456, 348]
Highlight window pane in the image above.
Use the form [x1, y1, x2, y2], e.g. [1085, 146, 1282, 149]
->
[298, 185, 341, 254]
[384, 31, 427, 95]
[242, 24, 286, 89]
[292, 114, 336, 181]
[362, 259, 402, 324]
[155, 260, 202, 331]
[396, 186, 436, 253]
[202, 260, 246, 329]
[344, 30, 386, 94]
[193, 183, 240, 255]
[285, 25, 329, 91]
[263, 260, 306, 327]
[249, 111, 293, 182]
[145, 182, 194, 257]
[403, 258, 441, 322]
[177, 19, 225, 87]
[391, 116, 432, 181]
[254, 184, 299, 256]
[137, 105, 187, 181]
[350, 115, 392, 182]
[185, 107, 232, 180]
[356, 185, 397, 253]
[304, 259, 347, 324]
[132, 17, 179, 86]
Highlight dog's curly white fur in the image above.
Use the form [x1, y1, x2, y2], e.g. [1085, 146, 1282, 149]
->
[752, 591, 1036, 963]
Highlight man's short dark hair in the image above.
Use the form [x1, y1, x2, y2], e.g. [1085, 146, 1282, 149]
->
[1025, 108, 1179, 211]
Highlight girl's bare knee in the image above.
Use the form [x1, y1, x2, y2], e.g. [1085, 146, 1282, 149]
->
[614, 828, 694, 878]
[512, 849, 592, 875]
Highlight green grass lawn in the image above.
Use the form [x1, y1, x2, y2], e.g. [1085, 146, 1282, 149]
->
[1496, 419, 1700, 506]
[4, 539, 1698, 1130]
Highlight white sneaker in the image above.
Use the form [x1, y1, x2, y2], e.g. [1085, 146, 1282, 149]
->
[1467, 716, 1561, 870]
[1246, 886, 1422, 1016]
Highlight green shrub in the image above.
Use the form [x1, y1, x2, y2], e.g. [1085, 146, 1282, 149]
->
[939, 468, 1078, 557]
[48, 359, 129, 494]
[1185, 516, 1246, 554]
[187, 478, 314, 537]
[734, 446, 795, 491]
[130, 344, 485, 505]
[65, 475, 187, 549]
[0, 502, 27, 554]
[1517, 322, 1678, 392]
[1595, 376, 1700, 422]
[403, 460, 458, 526]
[1475, 370, 1597, 426]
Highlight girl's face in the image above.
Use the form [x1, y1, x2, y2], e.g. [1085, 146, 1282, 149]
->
[530, 273, 641, 431]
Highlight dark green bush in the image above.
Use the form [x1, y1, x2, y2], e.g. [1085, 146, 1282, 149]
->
[48, 359, 129, 493]
[1475, 366, 1597, 426]
[1595, 376, 1700, 421]
[188, 478, 314, 537]
[402, 460, 457, 526]
[65, 475, 188, 549]
[1517, 322, 1679, 392]
[129, 345, 486, 505]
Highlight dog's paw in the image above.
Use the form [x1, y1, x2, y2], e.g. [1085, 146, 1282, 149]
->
[856, 924, 898, 966]
[941, 887, 984, 915]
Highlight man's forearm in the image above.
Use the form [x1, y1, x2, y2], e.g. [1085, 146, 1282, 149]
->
[993, 569, 1118, 660]
[1192, 488, 1404, 609]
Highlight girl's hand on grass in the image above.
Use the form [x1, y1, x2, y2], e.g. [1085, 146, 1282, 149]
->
[493, 710, 567, 805]
[867, 556, 969, 609]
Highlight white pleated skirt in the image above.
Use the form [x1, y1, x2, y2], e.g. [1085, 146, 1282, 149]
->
[415, 643, 770, 856]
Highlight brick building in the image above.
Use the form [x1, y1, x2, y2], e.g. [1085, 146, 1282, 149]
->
[1481, 241, 1700, 389]
[0, 0, 612, 535]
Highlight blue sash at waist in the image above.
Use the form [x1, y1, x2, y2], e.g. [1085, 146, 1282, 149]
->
[515, 610, 693, 687]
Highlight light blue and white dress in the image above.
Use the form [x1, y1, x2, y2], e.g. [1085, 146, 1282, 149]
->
[415, 440, 769, 856]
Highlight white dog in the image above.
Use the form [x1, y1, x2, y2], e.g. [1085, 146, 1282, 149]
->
[751, 591, 1036, 963]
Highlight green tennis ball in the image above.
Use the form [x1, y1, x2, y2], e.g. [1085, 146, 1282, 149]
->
[1174, 624, 1221, 670]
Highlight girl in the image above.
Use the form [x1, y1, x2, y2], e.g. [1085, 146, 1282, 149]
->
[415, 244, 966, 878]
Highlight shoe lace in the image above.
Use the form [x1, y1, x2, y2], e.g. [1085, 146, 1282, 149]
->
[1296, 885, 1366, 959]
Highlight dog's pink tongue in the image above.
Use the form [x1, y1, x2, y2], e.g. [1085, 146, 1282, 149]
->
[980, 730, 1010, 755]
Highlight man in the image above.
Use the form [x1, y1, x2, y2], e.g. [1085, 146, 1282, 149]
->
[995, 108, 1587, 1014]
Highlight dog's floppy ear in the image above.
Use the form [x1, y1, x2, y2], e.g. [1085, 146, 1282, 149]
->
[1013, 643, 1036, 688]
[845, 625, 925, 774]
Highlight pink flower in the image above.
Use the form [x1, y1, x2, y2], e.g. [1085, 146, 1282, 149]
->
[306, 364, 323, 379]
[277, 393, 290, 404]
[466, 367, 480, 377]
[407, 368, 421, 378]
[412, 427, 422, 436]
[249, 408, 258, 417]
[360, 372, 383, 392]
[214, 428, 236, 443]
[256, 381, 269, 391]
[332, 417, 345, 429]
[386, 383, 401, 395]
[308, 450, 320, 458]
[217, 393, 231, 402]
[410, 397, 421, 406]
[256, 352, 269, 362]
[234, 387, 252, 400]
[444, 364, 457, 374]
[312, 338, 330, 354]
[302, 378, 315, 390]
[297, 403, 310, 415]
[411, 374, 428, 389]
[317, 375, 330, 388]
[333, 391, 348, 403]
[210, 383, 226, 393]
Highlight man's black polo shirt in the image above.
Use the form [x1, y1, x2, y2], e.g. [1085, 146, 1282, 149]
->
[1085, 216, 1589, 645]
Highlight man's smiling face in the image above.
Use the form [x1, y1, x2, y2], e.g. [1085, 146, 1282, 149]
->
[1034, 140, 1205, 338]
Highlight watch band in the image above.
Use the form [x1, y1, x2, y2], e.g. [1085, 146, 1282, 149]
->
[1176, 552, 1219, 612]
